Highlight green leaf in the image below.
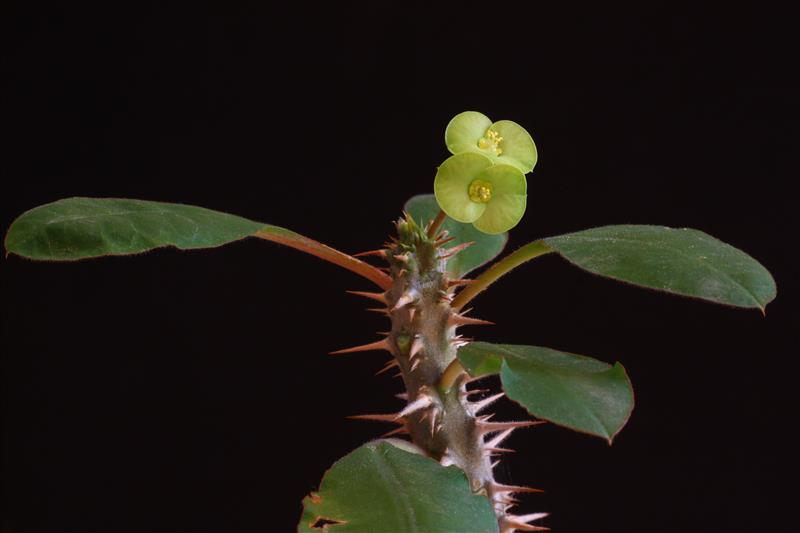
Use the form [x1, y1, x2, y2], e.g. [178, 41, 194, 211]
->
[454, 225, 776, 312]
[545, 225, 776, 311]
[4, 197, 391, 288]
[298, 440, 498, 533]
[404, 194, 507, 278]
[458, 342, 634, 443]
[4, 197, 265, 260]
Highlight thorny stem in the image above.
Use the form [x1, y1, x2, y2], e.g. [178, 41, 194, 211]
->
[353, 216, 549, 532]
[427, 209, 447, 238]
[452, 240, 553, 310]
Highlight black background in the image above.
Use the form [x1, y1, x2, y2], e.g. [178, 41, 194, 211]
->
[2, 2, 797, 532]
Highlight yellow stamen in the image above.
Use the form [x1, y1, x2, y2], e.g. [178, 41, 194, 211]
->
[477, 129, 504, 156]
[468, 179, 493, 203]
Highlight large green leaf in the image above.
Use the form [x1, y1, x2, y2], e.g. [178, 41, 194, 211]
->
[544, 225, 776, 311]
[458, 342, 634, 443]
[404, 194, 507, 278]
[4, 197, 391, 288]
[5, 197, 264, 259]
[298, 440, 498, 533]
[453, 225, 776, 311]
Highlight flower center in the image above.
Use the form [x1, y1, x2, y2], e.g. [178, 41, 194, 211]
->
[477, 129, 504, 155]
[468, 179, 493, 203]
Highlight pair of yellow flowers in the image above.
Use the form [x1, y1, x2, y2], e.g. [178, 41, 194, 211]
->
[434, 111, 538, 234]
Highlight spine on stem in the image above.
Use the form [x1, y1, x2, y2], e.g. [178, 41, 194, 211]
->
[342, 214, 546, 533]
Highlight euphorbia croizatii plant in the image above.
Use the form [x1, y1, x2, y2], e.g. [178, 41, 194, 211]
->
[5, 111, 776, 532]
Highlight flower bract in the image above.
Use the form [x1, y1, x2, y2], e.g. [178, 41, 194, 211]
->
[445, 111, 538, 174]
[434, 152, 527, 234]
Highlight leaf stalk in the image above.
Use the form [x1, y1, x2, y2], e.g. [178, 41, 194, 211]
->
[452, 240, 553, 309]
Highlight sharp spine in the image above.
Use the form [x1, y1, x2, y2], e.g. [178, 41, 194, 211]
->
[485, 447, 516, 456]
[435, 235, 456, 247]
[478, 420, 545, 436]
[330, 338, 392, 355]
[397, 394, 433, 418]
[375, 359, 400, 375]
[492, 483, 544, 494]
[440, 453, 456, 467]
[500, 513, 550, 532]
[381, 426, 410, 437]
[429, 408, 439, 436]
[392, 289, 420, 311]
[347, 414, 404, 423]
[353, 249, 387, 258]
[469, 392, 506, 414]
[485, 428, 516, 449]
[440, 241, 475, 259]
[409, 337, 424, 359]
[346, 290, 387, 303]
[450, 313, 495, 326]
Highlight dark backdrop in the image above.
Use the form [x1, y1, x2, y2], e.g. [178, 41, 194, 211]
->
[2, 2, 797, 532]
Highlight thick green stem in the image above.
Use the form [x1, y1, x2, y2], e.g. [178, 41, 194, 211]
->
[452, 240, 553, 310]
[384, 228, 501, 521]
[376, 217, 546, 532]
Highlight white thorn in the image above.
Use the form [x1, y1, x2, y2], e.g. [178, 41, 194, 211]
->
[469, 392, 505, 414]
[440, 450, 455, 467]
[409, 337, 424, 360]
[515, 513, 549, 523]
[396, 394, 433, 419]
[429, 408, 439, 436]
[485, 428, 515, 449]
[491, 483, 543, 494]
[392, 289, 419, 311]
[478, 420, 544, 436]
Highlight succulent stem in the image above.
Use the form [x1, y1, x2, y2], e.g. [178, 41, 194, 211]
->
[351, 214, 545, 532]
